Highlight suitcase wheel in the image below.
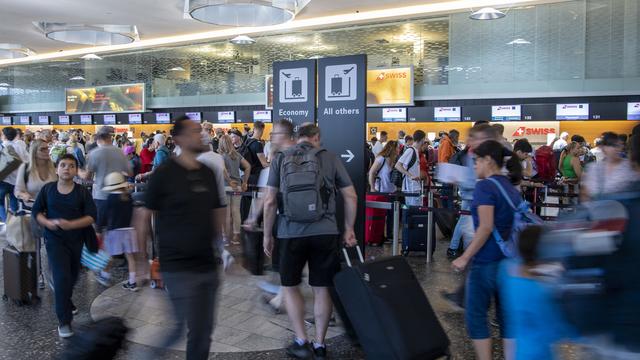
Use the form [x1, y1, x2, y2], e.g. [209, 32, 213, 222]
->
[402, 250, 409, 257]
[150, 280, 158, 289]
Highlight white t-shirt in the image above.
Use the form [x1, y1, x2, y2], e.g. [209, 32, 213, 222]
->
[372, 156, 396, 193]
[583, 159, 639, 197]
[398, 147, 422, 205]
[590, 147, 604, 163]
[197, 151, 227, 206]
[553, 139, 568, 151]
[372, 141, 385, 156]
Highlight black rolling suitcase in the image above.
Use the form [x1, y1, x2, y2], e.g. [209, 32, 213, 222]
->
[402, 207, 429, 256]
[334, 247, 450, 360]
[3, 246, 38, 305]
[241, 229, 265, 275]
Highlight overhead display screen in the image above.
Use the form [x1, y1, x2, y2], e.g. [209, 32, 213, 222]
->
[65, 83, 145, 114]
[628, 102, 640, 120]
[253, 110, 272, 122]
[1, 116, 12, 125]
[103, 114, 116, 125]
[156, 113, 171, 124]
[218, 111, 235, 123]
[80, 114, 93, 124]
[491, 105, 521, 121]
[37, 115, 50, 125]
[18, 116, 30, 125]
[128, 113, 142, 124]
[382, 108, 407, 122]
[186, 112, 201, 121]
[556, 103, 589, 120]
[58, 115, 70, 125]
[367, 67, 414, 107]
[434, 107, 461, 122]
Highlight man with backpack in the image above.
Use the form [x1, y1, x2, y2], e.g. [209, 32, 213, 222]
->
[0, 127, 29, 222]
[263, 123, 357, 359]
[238, 121, 269, 221]
[395, 130, 426, 206]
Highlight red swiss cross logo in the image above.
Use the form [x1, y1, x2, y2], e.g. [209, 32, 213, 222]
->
[513, 127, 526, 137]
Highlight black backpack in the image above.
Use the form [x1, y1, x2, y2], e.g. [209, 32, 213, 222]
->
[390, 147, 417, 188]
[239, 138, 263, 173]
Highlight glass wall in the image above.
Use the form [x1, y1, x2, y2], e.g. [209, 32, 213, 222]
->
[0, 0, 638, 112]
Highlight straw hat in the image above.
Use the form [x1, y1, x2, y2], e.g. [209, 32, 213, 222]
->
[102, 172, 129, 192]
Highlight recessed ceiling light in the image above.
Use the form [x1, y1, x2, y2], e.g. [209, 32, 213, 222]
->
[469, 7, 506, 20]
[507, 38, 531, 45]
[81, 53, 102, 60]
[296, 53, 305, 57]
[36, 23, 139, 45]
[0, 83, 10, 87]
[168, 66, 186, 71]
[188, 0, 310, 26]
[0, 43, 36, 59]
[309, 55, 321, 59]
[229, 35, 255, 45]
[234, 61, 242, 65]
[390, 48, 398, 53]
[69, 76, 85, 81]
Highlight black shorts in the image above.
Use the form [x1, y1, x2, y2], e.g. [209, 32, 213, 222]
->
[279, 235, 340, 287]
[94, 199, 108, 230]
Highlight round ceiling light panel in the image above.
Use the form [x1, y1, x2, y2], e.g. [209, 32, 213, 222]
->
[469, 7, 506, 20]
[36, 23, 139, 45]
[188, 0, 310, 26]
[0, 44, 36, 59]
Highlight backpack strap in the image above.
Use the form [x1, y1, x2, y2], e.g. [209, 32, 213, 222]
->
[406, 147, 417, 170]
[486, 177, 519, 211]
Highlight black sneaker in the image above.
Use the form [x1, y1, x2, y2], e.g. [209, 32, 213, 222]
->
[122, 282, 139, 292]
[286, 341, 313, 359]
[440, 290, 464, 312]
[313, 345, 327, 359]
[446, 248, 459, 260]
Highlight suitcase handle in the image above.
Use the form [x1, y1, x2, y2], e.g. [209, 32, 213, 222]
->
[342, 246, 364, 267]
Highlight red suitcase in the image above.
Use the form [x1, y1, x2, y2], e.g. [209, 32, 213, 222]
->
[365, 195, 387, 246]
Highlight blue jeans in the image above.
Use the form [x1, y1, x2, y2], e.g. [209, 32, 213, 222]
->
[465, 260, 511, 339]
[449, 200, 473, 250]
[45, 237, 83, 326]
[0, 181, 18, 222]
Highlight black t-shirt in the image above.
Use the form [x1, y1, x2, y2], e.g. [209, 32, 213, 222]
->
[144, 158, 225, 273]
[32, 182, 98, 242]
[99, 192, 133, 230]
[241, 138, 264, 180]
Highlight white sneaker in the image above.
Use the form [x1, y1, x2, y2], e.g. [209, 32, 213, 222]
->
[58, 324, 74, 338]
[222, 250, 235, 272]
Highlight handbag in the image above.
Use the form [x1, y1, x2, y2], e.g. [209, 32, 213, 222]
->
[80, 245, 111, 273]
[82, 226, 99, 253]
[6, 212, 35, 252]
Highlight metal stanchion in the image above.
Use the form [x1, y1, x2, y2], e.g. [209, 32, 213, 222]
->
[426, 191, 434, 264]
[392, 200, 400, 256]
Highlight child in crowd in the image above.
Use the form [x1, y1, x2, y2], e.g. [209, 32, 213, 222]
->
[500, 226, 575, 359]
[32, 154, 97, 338]
[100, 171, 139, 291]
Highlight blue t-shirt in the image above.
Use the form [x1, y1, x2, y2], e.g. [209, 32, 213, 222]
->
[471, 175, 522, 263]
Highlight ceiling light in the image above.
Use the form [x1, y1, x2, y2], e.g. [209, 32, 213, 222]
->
[229, 35, 255, 45]
[0, 44, 36, 59]
[469, 7, 505, 20]
[36, 23, 139, 45]
[69, 76, 85, 81]
[188, 0, 310, 27]
[234, 61, 242, 65]
[507, 38, 531, 45]
[296, 53, 305, 57]
[390, 49, 398, 53]
[0, 83, 10, 87]
[81, 53, 102, 60]
[309, 55, 321, 59]
[168, 66, 186, 71]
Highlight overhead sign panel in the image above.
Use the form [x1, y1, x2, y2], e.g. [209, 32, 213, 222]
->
[155, 113, 171, 124]
[80, 114, 93, 124]
[1, 116, 12, 125]
[628, 102, 640, 120]
[434, 107, 461, 122]
[58, 115, 70, 125]
[65, 83, 144, 114]
[217, 111, 235, 123]
[366, 66, 413, 107]
[253, 110, 272, 122]
[128, 113, 142, 124]
[37, 115, 50, 125]
[382, 108, 407, 122]
[185, 112, 201, 122]
[492, 105, 521, 121]
[556, 103, 589, 120]
[273, 59, 316, 126]
[104, 114, 116, 125]
[18, 116, 30, 125]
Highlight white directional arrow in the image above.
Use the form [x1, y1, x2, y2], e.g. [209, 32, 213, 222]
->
[341, 149, 354, 163]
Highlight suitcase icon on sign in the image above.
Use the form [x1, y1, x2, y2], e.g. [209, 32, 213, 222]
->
[292, 77, 302, 97]
[331, 74, 343, 95]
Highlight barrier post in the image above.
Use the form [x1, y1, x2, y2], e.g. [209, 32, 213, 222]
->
[426, 191, 434, 264]
[392, 199, 400, 256]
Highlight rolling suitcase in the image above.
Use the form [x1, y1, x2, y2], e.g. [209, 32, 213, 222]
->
[402, 207, 429, 256]
[334, 247, 450, 360]
[365, 195, 387, 246]
[3, 246, 38, 305]
[241, 228, 265, 275]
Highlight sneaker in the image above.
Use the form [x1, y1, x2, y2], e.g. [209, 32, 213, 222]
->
[222, 250, 235, 272]
[71, 305, 78, 315]
[304, 317, 337, 327]
[257, 280, 280, 295]
[58, 324, 74, 338]
[446, 248, 459, 260]
[95, 273, 111, 287]
[285, 341, 313, 359]
[440, 290, 464, 312]
[313, 345, 327, 360]
[122, 282, 139, 292]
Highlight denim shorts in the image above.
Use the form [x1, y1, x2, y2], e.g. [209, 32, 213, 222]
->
[464, 260, 512, 339]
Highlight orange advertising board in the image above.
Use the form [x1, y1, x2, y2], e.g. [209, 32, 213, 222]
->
[366, 67, 414, 107]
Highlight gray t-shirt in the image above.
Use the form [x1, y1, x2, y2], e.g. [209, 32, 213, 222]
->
[222, 153, 242, 185]
[87, 145, 130, 200]
[267, 142, 353, 239]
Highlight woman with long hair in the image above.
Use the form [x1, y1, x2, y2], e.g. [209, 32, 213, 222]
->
[559, 141, 583, 181]
[452, 140, 523, 360]
[218, 134, 251, 244]
[368, 140, 399, 193]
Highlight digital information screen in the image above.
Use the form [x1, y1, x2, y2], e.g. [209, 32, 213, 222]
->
[628, 102, 640, 120]
[104, 114, 116, 125]
[37, 115, 50, 125]
[80, 114, 93, 124]
[58, 115, 70, 125]
[217, 111, 235, 123]
[18, 116, 30, 125]
[434, 107, 461, 122]
[155, 113, 170, 124]
[253, 110, 272, 122]
[1, 116, 11, 125]
[382, 108, 407, 122]
[491, 105, 521, 121]
[556, 103, 589, 120]
[128, 113, 142, 124]
[186, 112, 202, 121]
[65, 83, 144, 114]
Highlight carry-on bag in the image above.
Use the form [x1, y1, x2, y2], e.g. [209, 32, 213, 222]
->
[334, 247, 450, 360]
[402, 207, 429, 256]
[241, 228, 265, 275]
[365, 194, 387, 246]
[2, 246, 38, 305]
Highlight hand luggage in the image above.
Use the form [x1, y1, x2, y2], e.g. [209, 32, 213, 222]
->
[2, 246, 38, 305]
[365, 195, 387, 246]
[434, 210, 455, 240]
[334, 247, 450, 360]
[241, 228, 265, 275]
[402, 207, 429, 256]
[61, 316, 128, 360]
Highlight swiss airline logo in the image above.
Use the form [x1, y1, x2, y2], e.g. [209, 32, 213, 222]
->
[376, 71, 408, 81]
[513, 126, 556, 137]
